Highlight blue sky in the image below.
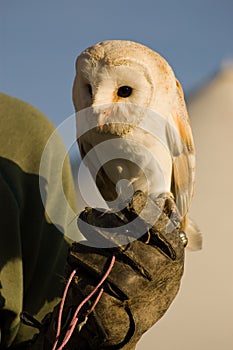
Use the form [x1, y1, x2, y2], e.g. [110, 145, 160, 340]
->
[1, 0, 233, 125]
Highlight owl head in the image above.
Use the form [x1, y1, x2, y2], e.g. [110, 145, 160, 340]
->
[73, 40, 184, 135]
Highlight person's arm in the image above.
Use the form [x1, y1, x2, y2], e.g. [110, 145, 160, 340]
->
[0, 93, 78, 348]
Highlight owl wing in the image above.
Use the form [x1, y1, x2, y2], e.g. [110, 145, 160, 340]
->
[167, 81, 195, 218]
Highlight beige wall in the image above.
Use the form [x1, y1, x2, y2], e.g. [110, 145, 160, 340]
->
[137, 67, 233, 349]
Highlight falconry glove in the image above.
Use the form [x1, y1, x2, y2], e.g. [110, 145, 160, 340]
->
[24, 191, 185, 350]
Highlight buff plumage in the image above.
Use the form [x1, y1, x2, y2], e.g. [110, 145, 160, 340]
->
[73, 40, 202, 250]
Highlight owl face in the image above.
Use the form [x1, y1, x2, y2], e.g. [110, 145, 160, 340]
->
[73, 40, 177, 135]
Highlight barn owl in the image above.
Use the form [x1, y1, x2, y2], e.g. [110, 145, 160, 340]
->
[73, 40, 202, 250]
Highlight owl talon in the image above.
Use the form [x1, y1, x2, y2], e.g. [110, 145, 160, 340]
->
[179, 231, 188, 247]
[145, 230, 151, 244]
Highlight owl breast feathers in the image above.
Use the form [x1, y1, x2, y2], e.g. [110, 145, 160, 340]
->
[73, 40, 202, 251]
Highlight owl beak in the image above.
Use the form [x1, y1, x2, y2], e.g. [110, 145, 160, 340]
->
[97, 107, 112, 130]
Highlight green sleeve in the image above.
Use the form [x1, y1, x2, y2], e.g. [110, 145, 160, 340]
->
[0, 93, 80, 348]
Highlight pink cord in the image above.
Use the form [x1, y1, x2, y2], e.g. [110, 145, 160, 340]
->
[53, 255, 116, 350]
[52, 269, 77, 350]
[87, 287, 104, 314]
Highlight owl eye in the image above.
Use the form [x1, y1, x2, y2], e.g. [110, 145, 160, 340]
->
[87, 84, 93, 97]
[117, 86, 132, 98]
